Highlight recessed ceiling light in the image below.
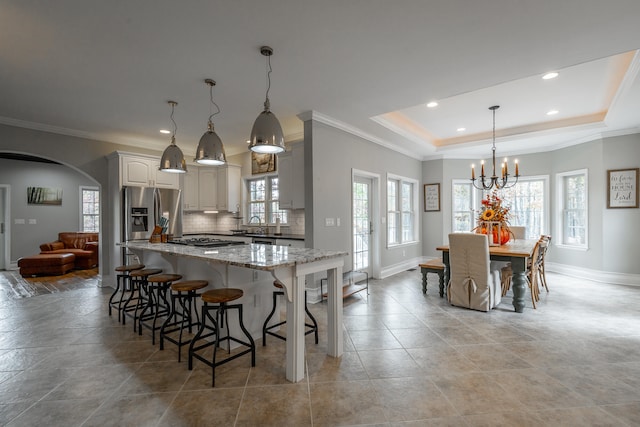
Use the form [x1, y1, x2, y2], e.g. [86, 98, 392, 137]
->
[542, 72, 559, 80]
[456, 127, 466, 132]
[160, 129, 171, 134]
[547, 109, 559, 116]
[426, 101, 438, 108]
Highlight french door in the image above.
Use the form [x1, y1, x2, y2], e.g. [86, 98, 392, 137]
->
[352, 175, 373, 275]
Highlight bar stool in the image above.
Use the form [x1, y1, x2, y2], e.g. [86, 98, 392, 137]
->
[188, 288, 255, 387]
[138, 273, 182, 345]
[262, 280, 318, 345]
[109, 263, 144, 322]
[122, 268, 162, 331]
[160, 280, 208, 362]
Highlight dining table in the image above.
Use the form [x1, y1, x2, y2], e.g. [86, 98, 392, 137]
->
[436, 238, 538, 313]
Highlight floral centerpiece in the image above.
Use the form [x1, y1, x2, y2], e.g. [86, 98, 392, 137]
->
[474, 190, 512, 245]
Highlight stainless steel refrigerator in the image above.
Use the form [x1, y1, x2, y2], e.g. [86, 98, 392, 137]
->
[122, 186, 182, 241]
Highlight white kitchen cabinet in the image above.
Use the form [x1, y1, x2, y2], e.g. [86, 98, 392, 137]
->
[120, 153, 180, 189]
[182, 168, 199, 210]
[278, 141, 304, 209]
[192, 164, 241, 212]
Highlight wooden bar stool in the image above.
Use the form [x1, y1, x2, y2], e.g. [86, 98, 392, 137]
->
[160, 280, 208, 362]
[188, 288, 255, 387]
[262, 280, 318, 345]
[138, 273, 182, 344]
[122, 268, 162, 330]
[109, 263, 144, 322]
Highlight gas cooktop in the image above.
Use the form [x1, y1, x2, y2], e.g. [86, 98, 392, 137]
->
[167, 237, 246, 248]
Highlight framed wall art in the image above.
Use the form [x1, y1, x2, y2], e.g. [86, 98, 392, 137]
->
[607, 168, 638, 208]
[424, 183, 440, 212]
[251, 152, 277, 174]
[27, 186, 63, 205]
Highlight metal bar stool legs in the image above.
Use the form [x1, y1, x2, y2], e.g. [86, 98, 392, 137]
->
[138, 273, 182, 345]
[262, 280, 318, 345]
[188, 288, 255, 387]
[160, 280, 208, 362]
[109, 263, 144, 322]
[122, 268, 162, 330]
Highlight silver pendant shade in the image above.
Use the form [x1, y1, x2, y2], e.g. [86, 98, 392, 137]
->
[159, 101, 187, 173]
[195, 79, 226, 165]
[249, 46, 285, 154]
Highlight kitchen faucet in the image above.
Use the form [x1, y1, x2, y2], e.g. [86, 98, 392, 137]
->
[248, 216, 264, 234]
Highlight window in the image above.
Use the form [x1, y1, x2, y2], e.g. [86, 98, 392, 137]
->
[80, 186, 99, 232]
[452, 180, 477, 232]
[557, 169, 588, 248]
[246, 175, 288, 224]
[494, 176, 549, 239]
[452, 176, 549, 238]
[387, 174, 418, 245]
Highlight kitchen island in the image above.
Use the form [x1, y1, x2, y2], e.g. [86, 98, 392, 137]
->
[121, 240, 347, 382]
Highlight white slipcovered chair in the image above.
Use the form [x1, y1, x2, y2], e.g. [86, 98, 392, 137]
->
[447, 233, 502, 312]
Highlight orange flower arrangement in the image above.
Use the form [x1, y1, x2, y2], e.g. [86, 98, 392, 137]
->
[475, 190, 512, 244]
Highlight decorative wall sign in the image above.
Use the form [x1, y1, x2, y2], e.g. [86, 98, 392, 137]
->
[27, 187, 63, 205]
[424, 183, 440, 212]
[251, 152, 276, 174]
[607, 168, 638, 208]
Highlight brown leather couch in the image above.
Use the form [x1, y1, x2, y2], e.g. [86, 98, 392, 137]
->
[40, 232, 99, 269]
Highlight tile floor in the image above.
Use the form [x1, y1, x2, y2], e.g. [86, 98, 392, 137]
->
[1, 270, 639, 426]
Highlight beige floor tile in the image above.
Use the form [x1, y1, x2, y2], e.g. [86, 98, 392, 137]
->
[82, 392, 177, 427]
[236, 383, 312, 427]
[7, 398, 102, 426]
[310, 380, 387, 426]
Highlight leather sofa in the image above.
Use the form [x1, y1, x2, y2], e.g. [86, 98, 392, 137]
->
[39, 232, 99, 269]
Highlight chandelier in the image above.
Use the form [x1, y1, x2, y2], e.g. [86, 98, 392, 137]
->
[471, 105, 519, 190]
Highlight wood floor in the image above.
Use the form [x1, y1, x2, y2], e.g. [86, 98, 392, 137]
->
[0, 268, 99, 300]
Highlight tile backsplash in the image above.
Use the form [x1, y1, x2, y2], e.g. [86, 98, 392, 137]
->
[183, 209, 305, 235]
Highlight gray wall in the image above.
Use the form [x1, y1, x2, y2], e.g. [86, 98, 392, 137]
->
[0, 158, 96, 260]
[306, 119, 423, 274]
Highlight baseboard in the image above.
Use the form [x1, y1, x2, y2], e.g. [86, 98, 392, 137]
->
[380, 257, 425, 279]
[546, 262, 640, 286]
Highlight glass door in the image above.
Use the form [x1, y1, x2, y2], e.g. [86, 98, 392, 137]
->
[352, 176, 372, 274]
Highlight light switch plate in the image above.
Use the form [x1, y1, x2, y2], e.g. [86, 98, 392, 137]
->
[28, 219, 37, 224]
[325, 218, 335, 227]
[15, 218, 25, 224]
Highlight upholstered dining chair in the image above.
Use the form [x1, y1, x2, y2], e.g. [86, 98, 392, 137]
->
[510, 226, 526, 240]
[447, 233, 502, 312]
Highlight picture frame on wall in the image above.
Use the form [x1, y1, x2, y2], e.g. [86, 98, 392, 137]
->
[251, 152, 277, 174]
[424, 183, 440, 212]
[607, 168, 638, 208]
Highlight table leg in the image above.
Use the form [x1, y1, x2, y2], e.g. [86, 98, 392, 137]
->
[421, 270, 427, 294]
[510, 257, 527, 313]
[442, 252, 450, 297]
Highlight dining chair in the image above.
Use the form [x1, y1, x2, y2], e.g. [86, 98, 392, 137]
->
[538, 235, 552, 292]
[447, 233, 502, 312]
[500, 236, 548, 308]
[510, 226, 526, 240]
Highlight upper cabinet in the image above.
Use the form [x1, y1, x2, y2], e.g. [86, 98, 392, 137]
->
[119, 153, 180, 189]
[182, 164, 241, 212]
[278, 141, 305, 209]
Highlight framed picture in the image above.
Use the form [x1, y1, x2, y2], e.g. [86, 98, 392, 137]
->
[251, 152, 277, 174]
[424, 183, 440, 212]
[607, 168, 638, 208]
[27, 187, 63, 205]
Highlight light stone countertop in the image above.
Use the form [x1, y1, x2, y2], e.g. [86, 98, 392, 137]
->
[121, 240, 347, 271]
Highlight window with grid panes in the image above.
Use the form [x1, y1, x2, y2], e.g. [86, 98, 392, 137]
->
[557, 169, 587, 248]
[247, 175, 288, 225]
[387, 175, 417, 246]
[80, 187, 99, 232]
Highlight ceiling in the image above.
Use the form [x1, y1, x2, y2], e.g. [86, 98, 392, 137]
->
[1, 1, 640, 162]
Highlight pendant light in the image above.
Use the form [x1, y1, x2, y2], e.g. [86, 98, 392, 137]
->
[195, 79, 226, 165]
[159, 101, 187, 173]
[249, 46, 285, 154]
[471, 105, 520, 190]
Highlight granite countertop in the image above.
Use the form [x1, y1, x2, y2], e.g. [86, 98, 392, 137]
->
[121, 240, 346, 271]
[185, 232, 305, 240]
